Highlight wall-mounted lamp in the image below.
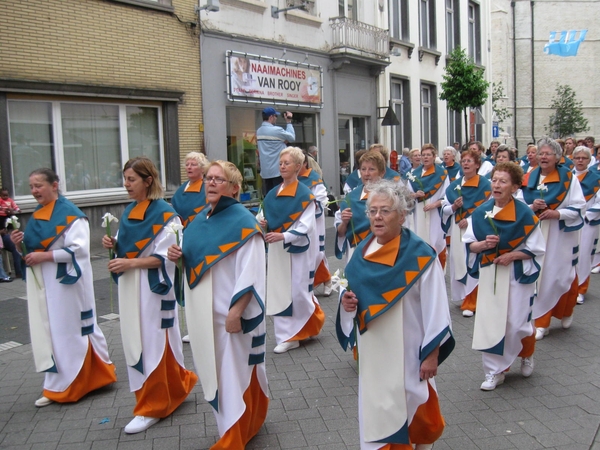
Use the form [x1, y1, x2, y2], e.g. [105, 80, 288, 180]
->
[377, 101, 400, 126]
[271, 2, 308, 18]
[390, 46, 402, 57]
[328, 59, 350, 71]
[196, 0, 220, 13]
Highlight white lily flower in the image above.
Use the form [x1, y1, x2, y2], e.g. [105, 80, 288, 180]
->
[329, 268, 349, 293]
[255, 206, 265, 223]
[165, 222, 184, 235]
[484, 210, 495, 220]
[454, 185, 462, 192]
[406, 172, 416, 182]
[537, 183, 548, 192]
[7, 215, 20, 230]
[101, 212, 119, 227]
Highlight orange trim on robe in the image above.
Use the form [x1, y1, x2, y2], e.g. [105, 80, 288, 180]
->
[437, 248, 447, 271]
[133, 336, 198, 418]
[210, 366, 269, 450]
[535, 275, 579, 328]
[380, 381, 445, 449]
[43, 341, 116, 403]
[579, 276, 590, 295]
[461, 286, 478, 312]
[518, 332, 536, 358]
[313, 259, 332, 287]
[288, 300, 325, 342]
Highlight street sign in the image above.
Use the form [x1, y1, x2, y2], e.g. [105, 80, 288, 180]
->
[492, 121, 499, 138]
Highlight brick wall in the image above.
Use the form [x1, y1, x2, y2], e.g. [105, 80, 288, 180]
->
[1, 0, 203, 180]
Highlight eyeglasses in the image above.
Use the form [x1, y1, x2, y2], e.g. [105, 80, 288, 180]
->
[366, 208, 394, 217]
[573, 156, 590, 160]
[205, 177, 230, 185]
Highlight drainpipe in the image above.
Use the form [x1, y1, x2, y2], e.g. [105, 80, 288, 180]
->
[511, 1, 517, 149]
[530, 1, 535, 142]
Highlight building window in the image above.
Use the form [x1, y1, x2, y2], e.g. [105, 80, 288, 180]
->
[468, 1, 481, 63]
[391, 77, 411, 150]
[419, 0, 436, 49]
[421, 83, 438, 147]
[389, 0, 409, 41]
[447, 109, 462, 146]
[445, 0, 460, 54]
[339, 0, 357, 20]
[8, 100, 163, 197]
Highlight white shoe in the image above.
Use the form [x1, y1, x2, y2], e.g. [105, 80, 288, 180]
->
[273, 341, 300, 354]
[521, 356, 534, 377]
[34, 396, 53, 407]
[591, 265, 600, 274]
[562, 315, 574, 329]
[182, 334, 190, 343]
[535, 327, 549, 340]
[323, 281, 333, 297]
[480, 372, 505, 391]
[415, 445, 434, 450]
[124, 416, 160, 434]
[462, 310, 474, 317]
[577, 294, 584, 305]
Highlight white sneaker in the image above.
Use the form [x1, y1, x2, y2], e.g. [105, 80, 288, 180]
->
[577, 294, 584, 305]
[415, 445, 434, 450]
[273, 340, 300, 354]
[562, 315, 574, 329]
[521, 356, 534, 377]
[34, 396, 53, 407]
[462, 310, 474, 317]
[591, 265, 600, 274]
[323, 281, 333, 297]
[481, 372, 505, 391]
[182, 334, 190, 343]
[124, 416, 160, 434]
[535, 327, 549, 340]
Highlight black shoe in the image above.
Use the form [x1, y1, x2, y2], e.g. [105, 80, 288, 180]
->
[0, 277, 13, 283]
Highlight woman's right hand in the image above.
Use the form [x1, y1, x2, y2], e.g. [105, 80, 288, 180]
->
[340, 208, 353, 224]
[10, 230, 23, 246]
[341, 290, 358, 313]
[452, 196, 463, 211]
[102, 235, 115, 249]
[167, 244, 182, 262]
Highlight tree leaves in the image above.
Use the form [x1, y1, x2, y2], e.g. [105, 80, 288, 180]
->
[547, 84, 589, 138]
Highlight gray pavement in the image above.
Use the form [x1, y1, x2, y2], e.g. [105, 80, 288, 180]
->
[2, 217, 600, 449]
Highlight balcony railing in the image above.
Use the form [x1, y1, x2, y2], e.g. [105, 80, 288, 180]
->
[329, 17, 390, 59]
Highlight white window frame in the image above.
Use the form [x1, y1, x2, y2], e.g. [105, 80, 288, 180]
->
[421, 84, 432, 144]
[7, 99, 164, 204]
[389, 0, 409, 41]
[419, 0, 436, 49]
[468, 1, 481, 63]
[339, 0, 357, 20]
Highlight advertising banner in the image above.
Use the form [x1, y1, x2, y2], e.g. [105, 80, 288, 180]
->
[226, 50, 323, 108]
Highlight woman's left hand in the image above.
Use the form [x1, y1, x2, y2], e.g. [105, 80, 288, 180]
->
[225, 311, 242, 333]
[24, 252, 53, 266]
[264, 232, 284, 244]
[107, 257, 134, 273]
[420, 347, 439, 380]
[494, 253, 515, 266]
[458, 218, 468, 229]
[538, 209, 560, 220]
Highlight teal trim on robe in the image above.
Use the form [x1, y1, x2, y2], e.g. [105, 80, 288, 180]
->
[443, 175, 491, 232]
[183, 196, 263, 288]
[345, 170, 360, 191]
[443, 162, 463, 181]
[335, 187, 372, 259]
[469, 198, 541, 283]
[171, 180, 208, 228]
[407, 164, 448, 203]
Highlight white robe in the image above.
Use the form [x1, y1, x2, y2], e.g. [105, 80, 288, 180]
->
[116, 221, 187, 392]
[576, 182, 600, 285]
[464, 219, 545, 374]
[29, 218, 112, 393]
[267, 202, 320, 344]
[338, 253, 453, 449]
[185, 234, 268, 437]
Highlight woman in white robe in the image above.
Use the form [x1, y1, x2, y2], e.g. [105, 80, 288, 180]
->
[11, 168, 116, 408]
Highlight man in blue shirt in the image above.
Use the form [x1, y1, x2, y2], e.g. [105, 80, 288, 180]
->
[257, 107, 295, 193]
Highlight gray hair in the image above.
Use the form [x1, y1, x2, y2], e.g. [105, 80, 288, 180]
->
[184, 152, 210, 171]
[572, 145, 591, 159]
[537, 137, 562, 159]
[443, 146, 458, 160]
[365, 179, 415, 217]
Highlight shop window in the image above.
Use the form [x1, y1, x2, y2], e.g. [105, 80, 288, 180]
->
[8, 100, 163, 198]
[226, 107, 317, 200]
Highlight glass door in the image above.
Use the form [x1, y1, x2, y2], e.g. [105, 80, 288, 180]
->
[338, 116, 367, 192]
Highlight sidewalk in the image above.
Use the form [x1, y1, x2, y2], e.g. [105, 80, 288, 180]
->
[2, 218, 600, 449]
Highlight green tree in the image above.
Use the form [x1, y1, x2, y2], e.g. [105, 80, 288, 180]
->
[440, 47, 490, 143]
[492, 81, 511, 131]
[547, 84, 589, 138]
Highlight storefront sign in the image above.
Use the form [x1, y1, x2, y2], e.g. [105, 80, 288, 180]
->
[226, 50, 323, 108]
